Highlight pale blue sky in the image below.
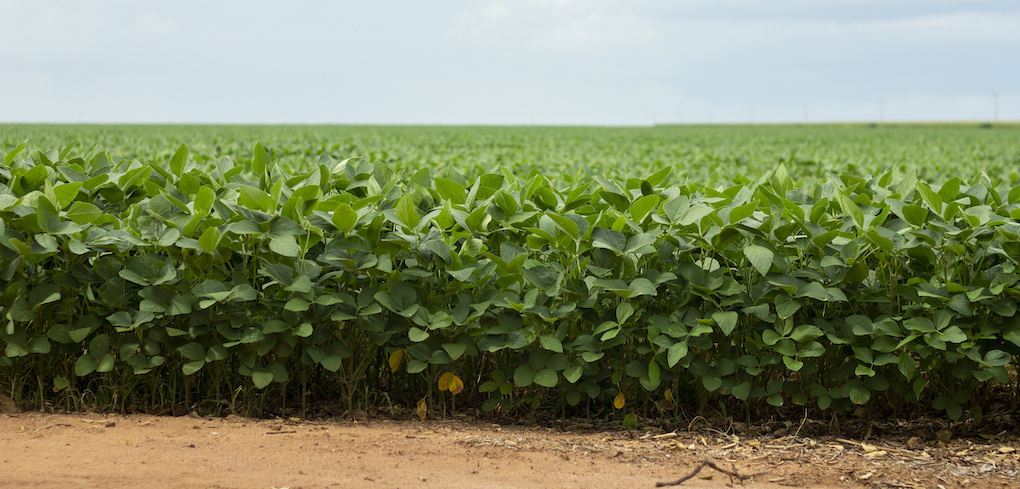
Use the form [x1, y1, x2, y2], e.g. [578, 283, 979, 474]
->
[0, 0, 1015, 125]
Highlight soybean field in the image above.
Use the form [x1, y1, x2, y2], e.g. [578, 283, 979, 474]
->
[1, 123, 1019, 428]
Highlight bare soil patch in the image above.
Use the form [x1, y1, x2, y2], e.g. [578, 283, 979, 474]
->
[1, 411, 1017, 489]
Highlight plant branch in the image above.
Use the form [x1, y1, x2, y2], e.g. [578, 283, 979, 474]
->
[655, 459, 752, 487]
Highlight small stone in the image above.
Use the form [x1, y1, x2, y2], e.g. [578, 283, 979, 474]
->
[772, 427, 788, 438]
[907, 436, 924, 450]
[0, 394, 17, 415]
[936, 429, 953, 443]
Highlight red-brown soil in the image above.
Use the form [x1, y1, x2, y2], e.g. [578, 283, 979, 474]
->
[1, 411, 1017, 489]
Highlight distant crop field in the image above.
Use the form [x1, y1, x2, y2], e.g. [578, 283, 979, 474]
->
[3, 123, 1019, 184]
[1, 123, 1018, 425]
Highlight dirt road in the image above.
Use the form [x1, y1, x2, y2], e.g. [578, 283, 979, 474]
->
[1, 412, 1015, 488]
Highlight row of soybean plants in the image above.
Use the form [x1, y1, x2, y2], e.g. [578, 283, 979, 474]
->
[1, 140, 1018, 420]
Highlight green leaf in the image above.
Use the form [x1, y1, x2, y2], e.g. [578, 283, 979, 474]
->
[667, 342, 688, 367]
[742, 244, 773, 276]
[169, 144, 189, 177]
[179, 342, 206, 361]
[629, 194, 659, 223]
[835, 188, 864, 228]
[627, 278, 657, 297]
[409, 327, 430, 342]
[539, 335, 563, 353]
[534, 369, 558, 388]
[394, 194, 420, 230]
[27, 337, 51, 354]
[783, 356, 804, 371]
[771, 163, 793, 193]
[269, 235, 300, 257]
[849, 385, 871, 405]
[940, 326, 967, 344]
[441, 342, 467, 360]
[563, 365, 583, 383]
[182, 361, 205, 375]
[701, 376, 723, 392]
[592, 227, 626, 254]
[252, 369, 273, 389]
[75, 354, 98, 376]
[65, 201, 102, 225]
[252, 142, 270, 174]
[332, 203, 358, 234]
[647, 361, 661, 389]
[198, 226, 221, 253]
[790, 325, 824, 343]
[514, 364, 535, 387]
[711, 311, 738, 336]
[434, 177, 466, 205]
[898, 352, 917, 380]
[522, 265, 561, 291]
[731, 382, 752, 400]
[194, 185, 215, 216]
[4, 140, 26, 165]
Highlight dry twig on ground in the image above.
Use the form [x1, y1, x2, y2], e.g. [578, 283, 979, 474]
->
[656, 459, 751, 487]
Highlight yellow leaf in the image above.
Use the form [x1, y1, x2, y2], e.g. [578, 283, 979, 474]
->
[664, 389, 674, 403]
[416, 399, 427, 421]
[449, 375, 464, 395]
[438, 372, 464, 395]
[388, 349, 404, 373]
[614, 392, 625, 409]
[438, 372, 453, 391]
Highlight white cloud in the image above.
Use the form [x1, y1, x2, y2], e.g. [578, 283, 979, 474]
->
[0, 0, 1016, 124]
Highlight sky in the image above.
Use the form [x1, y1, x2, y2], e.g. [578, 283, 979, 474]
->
[0, 0, 1016, 125]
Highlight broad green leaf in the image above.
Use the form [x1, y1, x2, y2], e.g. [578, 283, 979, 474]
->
[591, 227, 626, 253]
[75, 354, 98, 376]
[434, 177, 466, 204]
[629, 194, 659, 223]
[534, 369, 558, 388]
[332, 203, 358, 234]
[742, 244, 773, 276]
[169, 144, 189, 177]
[65, 201, 102, 224]
[513, 364, 535, 387]
[269, 235, 300, 257]
[849, 385, 871, 405]
[252, 142, 270, 174]
[563, 365, 583, 383]
[667, 342, 688, 367]
[394, 194, 420, 230]
[711, 311, 738, 336]
[194, 186, 215, 216]
[731, 382, 752, 400]
[539, 335, 563, 353]
[729, 199, 758, 224]
[701, 376, 723, 392]
[441, 342, 467, 360]
[252, 369, 273, 389]
[409, 327, 430, 342]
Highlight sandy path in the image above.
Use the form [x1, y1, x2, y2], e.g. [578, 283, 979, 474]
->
[1, 412, 1013, 489]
